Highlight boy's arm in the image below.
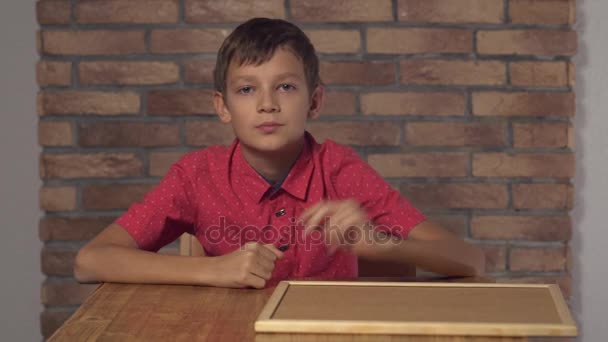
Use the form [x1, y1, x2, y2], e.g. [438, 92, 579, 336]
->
[74, 223, 284, 288]
[367, 219, 486, 277]
[301, 201, 485, 277]
[74, 223, 217, 285]
[311, 145, 485, 277]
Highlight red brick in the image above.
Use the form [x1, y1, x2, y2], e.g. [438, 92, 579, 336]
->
[149, 151, 189, 177]
[38, 91, 140, 116]
[41, 246, 77, 276]
[473, 153, 574, 178]
[471, 216, 571, 241]
[41, 153, 142, 179]
[150, 29, 228, 54]
[566, 245, 573, 273]
[41, 309, 75, 339]
[320, 61, 395, 86]
[472, 92, 575, 117]
[477, 30, 577, 56]
[510, 247, 567, 272]
[497, 275, 572, 299]
[37, 31, 42, 55]
[41, 279, 98, 306]
[480, 245, 507, 273]
[510, 61, 568, 87]
[79, 61, 179, 86]
[513, 184, 573, 209]
[405, 122, 506, 147]
[568, 61, 576, 87]
[79, 122, 180, 147]
[37, 61, 71, 86]
[320, 91, 356, 116]
[291, 0, 392, 22]
[83, 184, 155, 210]
[401, 183, 508, 209]
[183, 60, 216, 84]
[367, 28, 472, 54]
[38, 121, 72, 146]
[147, 90, 215, 115]
[513, 123, 570, 148]
[362, 92, 466, 116]
[37, 0, 71, 25]
[39, 216, 115, 241]
[308, 122, 400, 146]
[185, 0, 284, 22]
[510, 0, 575, 25]
[40, 186, 76, 212]
[305, 30, 361, 54]
[185, 121, 236, 146]
[398, 0, 503, 24]
[567, 122, 575, 149]
[368, 153, 468, 178]
[428, 215, 467, 238]
[401, 60, 505, 86]
[41, 30, 146, 55]
[76, 0, 178, 23]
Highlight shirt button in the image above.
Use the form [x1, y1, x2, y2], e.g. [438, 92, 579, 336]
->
[275, 208, 286, 217]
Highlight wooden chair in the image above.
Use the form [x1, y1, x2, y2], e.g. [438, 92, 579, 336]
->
[179, 233, 206, 257]
[179, 234, 415, 277]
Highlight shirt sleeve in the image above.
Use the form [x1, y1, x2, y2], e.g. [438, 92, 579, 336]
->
[115, 163, 197, 252]
[333, 146, 426, 239]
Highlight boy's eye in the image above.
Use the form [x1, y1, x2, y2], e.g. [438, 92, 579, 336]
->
[278, 84, 295, 92]
[237, 86, 253, 94]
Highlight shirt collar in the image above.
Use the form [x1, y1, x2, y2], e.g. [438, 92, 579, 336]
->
[230, 132, 316, 203]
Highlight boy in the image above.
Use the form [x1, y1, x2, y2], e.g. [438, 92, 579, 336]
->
[74, 18, 484, 289]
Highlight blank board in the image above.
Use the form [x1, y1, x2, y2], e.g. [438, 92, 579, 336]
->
[255, 281, 577, 337]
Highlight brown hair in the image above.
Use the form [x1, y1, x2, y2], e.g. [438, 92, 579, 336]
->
[213, 18, 321, 94]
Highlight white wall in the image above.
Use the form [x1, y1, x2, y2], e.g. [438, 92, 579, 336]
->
[0, 1, 42, 341]
[572, 0, 608, 340]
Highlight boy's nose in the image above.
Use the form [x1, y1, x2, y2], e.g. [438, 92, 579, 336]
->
[257, 92, 280, 113]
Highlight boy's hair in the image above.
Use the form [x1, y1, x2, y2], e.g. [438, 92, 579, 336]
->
[213, 18, 321, 94]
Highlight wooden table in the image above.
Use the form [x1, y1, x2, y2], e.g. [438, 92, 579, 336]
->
[48, 276, 572, 341]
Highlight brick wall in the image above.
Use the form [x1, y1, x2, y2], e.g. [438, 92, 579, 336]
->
[36, 0, 577, 338]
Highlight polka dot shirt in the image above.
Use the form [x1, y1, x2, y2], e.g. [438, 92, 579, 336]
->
[115, 131, 426, 287]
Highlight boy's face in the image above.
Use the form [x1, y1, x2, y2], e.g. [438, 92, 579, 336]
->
[213, 48, 323, 155]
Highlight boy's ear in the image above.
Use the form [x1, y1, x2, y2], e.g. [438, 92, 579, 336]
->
[307, 85, 324, 120]
[213, 91, 232, 123]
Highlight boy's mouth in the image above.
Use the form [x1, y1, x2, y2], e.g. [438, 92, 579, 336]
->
[256, 122, 284, 133]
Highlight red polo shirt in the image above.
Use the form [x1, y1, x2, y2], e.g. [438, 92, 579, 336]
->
[116, 132, 426, 286]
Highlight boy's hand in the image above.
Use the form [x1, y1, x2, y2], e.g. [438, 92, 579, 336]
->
[300, 199, 384, 257]
[211, 242, 284, 289]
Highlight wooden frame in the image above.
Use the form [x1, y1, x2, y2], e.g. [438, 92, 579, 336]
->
[255, 281, 577, 337]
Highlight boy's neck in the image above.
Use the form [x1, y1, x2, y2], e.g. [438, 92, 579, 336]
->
[240, 137, 305, 184]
